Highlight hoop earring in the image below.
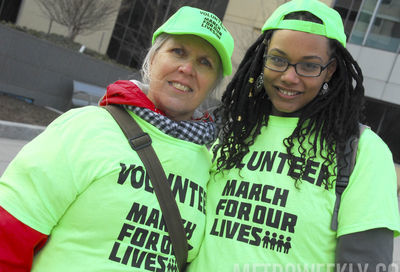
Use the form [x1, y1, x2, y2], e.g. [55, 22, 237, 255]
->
[320, 82, 329, 95]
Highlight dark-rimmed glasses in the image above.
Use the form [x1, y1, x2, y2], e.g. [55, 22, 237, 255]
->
[264, 55, 334, 77]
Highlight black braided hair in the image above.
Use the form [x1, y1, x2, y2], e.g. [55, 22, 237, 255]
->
[213, 11, 365, 188]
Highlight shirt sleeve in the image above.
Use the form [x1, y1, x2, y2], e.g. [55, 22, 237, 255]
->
[0, 107, 114, 234]
[337, 128, 400, 237]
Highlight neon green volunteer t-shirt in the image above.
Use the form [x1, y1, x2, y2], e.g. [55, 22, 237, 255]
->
[0, 106, 211, 271]
[187, 115, 400, 272]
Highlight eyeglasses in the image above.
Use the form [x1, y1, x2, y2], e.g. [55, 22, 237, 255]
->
[264, 55, 334, 77]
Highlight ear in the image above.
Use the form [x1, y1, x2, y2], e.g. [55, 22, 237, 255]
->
[324, 58, 337, 82]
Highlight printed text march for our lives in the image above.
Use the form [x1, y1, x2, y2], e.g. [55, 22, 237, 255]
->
[108, 163, 206, 271]
[209, 149, 331, 255]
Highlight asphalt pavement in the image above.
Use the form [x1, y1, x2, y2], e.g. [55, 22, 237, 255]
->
[0, 120, 399, 266]
[0, 137, 28, 175]
[0, 120, 41, 175]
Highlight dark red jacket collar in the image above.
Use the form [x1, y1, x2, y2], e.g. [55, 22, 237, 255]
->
[99, 80, 213, 122]
[99, 80, 165, 115]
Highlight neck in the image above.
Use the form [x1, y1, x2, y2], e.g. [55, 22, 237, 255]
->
[272, 107, 301, 117]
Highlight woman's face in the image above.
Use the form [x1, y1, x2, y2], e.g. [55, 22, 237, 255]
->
[147, 34, 221, 121]
[263, 29, 337, 117]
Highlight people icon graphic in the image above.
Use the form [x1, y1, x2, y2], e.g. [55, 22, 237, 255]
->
[262, 231, 292, 254]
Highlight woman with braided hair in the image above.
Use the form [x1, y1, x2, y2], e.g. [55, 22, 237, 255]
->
[187, 0, 400, 271]
[0, 6, 234, 271]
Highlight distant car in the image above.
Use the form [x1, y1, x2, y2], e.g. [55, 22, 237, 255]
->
[71, 80, 105, 107]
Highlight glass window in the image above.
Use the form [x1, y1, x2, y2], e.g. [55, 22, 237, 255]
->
[116, 0, 135, 25]
[379, 104, 400, 163]
[129, 51, 143, 68]
[349, 0, 378, 45]
[364, 98, 400, 163]
[0, 0, 22, 22]
[129, 0, 145, 29]
[107, 0, 229, 69]
[112, 23, 125, 38]
[345, 0, 400, 52]
[364, 98, 386, 131]
[106, 37, 121, 59]
[334, 0, 363, 38]
[364, 0, 400, 52]
[124, 28, 139, 44]
[116, 42, 133, 66]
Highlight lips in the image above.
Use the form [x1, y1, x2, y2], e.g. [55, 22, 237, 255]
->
[277, 87, 301, 97]
[170, 81, 192, 92]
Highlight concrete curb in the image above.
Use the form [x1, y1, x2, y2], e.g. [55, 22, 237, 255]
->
[0, 120, 45, 141]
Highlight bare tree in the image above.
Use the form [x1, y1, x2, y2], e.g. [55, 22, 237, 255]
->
[35, 0, 121, 40]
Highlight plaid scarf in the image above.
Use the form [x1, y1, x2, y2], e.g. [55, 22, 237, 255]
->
[124, 105, 217, 146]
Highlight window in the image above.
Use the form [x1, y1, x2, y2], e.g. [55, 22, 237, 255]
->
[364, 0, 400, 52]
[334, 0, 363, 40]
[338, 0, 400, 52]
[364, 98, 400, 163]
[0, 0, 22, 22]
[348, 0, 377, 46]
[106, 0, 229, 70]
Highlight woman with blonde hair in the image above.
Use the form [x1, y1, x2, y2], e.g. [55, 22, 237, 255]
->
[0, 6, 234, 271]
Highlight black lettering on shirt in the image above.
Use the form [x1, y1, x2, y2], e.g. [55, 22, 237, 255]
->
[303, 159, 319, 184]
[210, 218, 263, 246]
[287, 156, 304, 179]
[221, 180, 289, 207]
[118, 164, 206, 213]
[260, 151, 278, 171]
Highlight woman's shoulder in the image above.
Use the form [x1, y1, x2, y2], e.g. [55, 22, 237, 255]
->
[53, 105, 107, 121]
[48, 106, 111, 127]
[42, 106, 120, 140]
[358, 125, 393, 160]
[360, 126, 388, 147]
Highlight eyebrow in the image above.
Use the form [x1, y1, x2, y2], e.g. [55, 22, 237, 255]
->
[268, 48, 323, 62]
[171, 41, 219, 66]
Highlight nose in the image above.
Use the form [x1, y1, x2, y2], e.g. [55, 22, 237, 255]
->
[178, 60, 195, 76]
[280, 65, 300, 84]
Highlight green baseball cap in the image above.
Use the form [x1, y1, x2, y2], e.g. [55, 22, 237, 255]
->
[152, 6, 234, 76]
[261, 0, 346, 48]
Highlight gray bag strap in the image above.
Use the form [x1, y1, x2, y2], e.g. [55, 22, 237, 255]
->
[103, 105, 188, 271]
[331, 123, 368, 231]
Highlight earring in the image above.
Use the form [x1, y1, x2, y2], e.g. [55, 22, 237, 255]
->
[320, 82, 329, 95]
[254, 73, 264, 95]
[248, 74, 264, 98]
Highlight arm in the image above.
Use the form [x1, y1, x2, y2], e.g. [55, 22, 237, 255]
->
[0, 108, 112, 271]
[336, 129, 399, 271]
[0, 206, 48, 271]
[335, 228, 393, 271]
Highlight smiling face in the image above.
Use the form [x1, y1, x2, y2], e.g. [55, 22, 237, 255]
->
[263, 29, 337, 117]
[147, 34, 221, 121]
